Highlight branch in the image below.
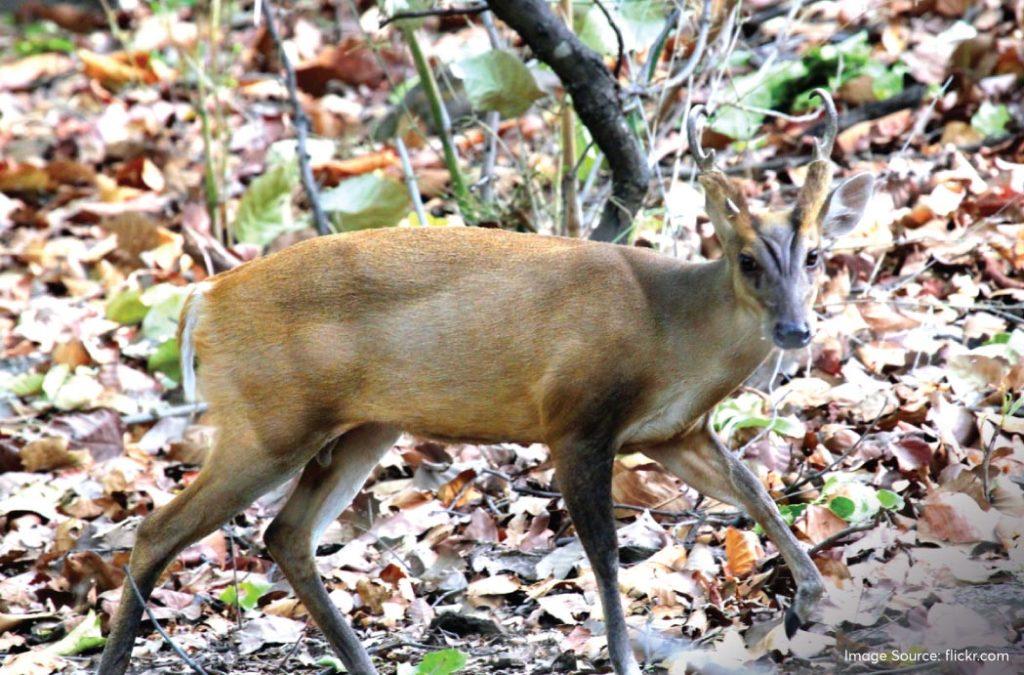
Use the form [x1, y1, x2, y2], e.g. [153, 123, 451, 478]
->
[807, 518, 878, 556]
[122, 402, 209, 425]
[379, 3, 487, 28]
[591, 0, 624, 80]
[123, 565, 209, 675]
[259, 0, 331, 236]
[479, 10, 504, 206]
[663, 0, 712, 89]
[805, 84, 927, 140]
[486, 0, 649, 243]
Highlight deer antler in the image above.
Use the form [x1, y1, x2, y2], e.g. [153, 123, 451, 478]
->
[811, 88, 837, 160]
[687, 105, 717, 172]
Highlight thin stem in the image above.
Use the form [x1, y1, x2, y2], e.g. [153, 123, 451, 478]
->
[401, 26, 473, 220]
[395, 137, 429, 227]
[260, 0, 331, 236]
[123, 565, 209, 675]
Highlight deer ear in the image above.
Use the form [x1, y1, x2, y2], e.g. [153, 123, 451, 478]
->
[821, 173, 874, 238]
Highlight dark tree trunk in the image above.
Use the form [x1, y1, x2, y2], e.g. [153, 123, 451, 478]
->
[486, 0, 650, 243]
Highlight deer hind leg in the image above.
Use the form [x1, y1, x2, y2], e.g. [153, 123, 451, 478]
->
[98, 426, 312, 675]
[264, 423, 399, 675]
[643, 420, 824, 636]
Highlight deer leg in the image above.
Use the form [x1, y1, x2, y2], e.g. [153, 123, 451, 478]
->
[98, 432, 306, 674]
[643, 420, 824, 636]
[551, 436, 640, 675]
[264, 424, 399, 675]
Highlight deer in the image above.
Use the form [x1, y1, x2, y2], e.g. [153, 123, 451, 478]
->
[97, 90, 873, 675]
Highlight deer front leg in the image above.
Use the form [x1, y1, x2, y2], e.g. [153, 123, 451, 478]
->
[551, 435, 641, 675]
[643, 419, 824, 636]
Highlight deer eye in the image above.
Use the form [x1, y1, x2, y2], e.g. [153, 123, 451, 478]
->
[738, 253, 759, 274]
[806, 249, 820, 268]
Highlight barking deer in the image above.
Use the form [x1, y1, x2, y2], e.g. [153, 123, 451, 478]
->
[98, 90, 873, 675]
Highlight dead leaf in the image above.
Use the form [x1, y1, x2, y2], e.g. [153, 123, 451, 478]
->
[0, 53, 73, 91]
[796, 505, 848, 545]
[47, 409, 125, 462]
[78, 50, 175, 89]
[295, 40, 386, 95]
[467, 574, 520, 596]
[919, 492, 1000, 544]
[724, 527, 762, 577]
[20, 437, 88, 472]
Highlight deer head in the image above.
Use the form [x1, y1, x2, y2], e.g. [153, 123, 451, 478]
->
[688, 90, 874, 349]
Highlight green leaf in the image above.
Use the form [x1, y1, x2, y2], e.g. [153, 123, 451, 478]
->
[42, 364, 70, 401]
[234, 163, 301, 246]
[451, 50, 544, 118]
[317, 655, 346, 672]
[416, 649, 468, 675]
[828, 496, 856, 521]
[711, 392, 805, 439]
[778, 503, 808, 525]
[147, 339, 180, 383]
[106, 288, 149, 325]
[866, 61, 907, 100]
[9, 371, 45, 397]
[219, 579, 273, 612]
[618, 0, 674, 49]
[140, 284, 191, 343]
[321, 172, 410, 231]
[49, 610, 105, 656]
[877, 489, 904, 511]
[972, 101, 1011, 138]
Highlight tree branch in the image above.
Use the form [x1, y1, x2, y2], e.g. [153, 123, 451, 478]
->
[259, 0, 331, 236]
[486, 0, 649, 243]
[380, 3, 488, 28]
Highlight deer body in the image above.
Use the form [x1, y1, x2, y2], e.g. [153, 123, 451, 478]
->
[99, 93, 872, 675]
[193, 227, 769, 451]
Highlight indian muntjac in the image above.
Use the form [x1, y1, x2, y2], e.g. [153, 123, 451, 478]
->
[98, 90, 873, 675]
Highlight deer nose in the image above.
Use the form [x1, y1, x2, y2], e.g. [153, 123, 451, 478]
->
[773, 321, 812, 349]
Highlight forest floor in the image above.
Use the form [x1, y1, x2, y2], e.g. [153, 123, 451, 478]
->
[2, 1, 1024, 674]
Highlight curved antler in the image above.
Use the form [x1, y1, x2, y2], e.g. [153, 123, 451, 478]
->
[687, 105, 717, 172]
[811, 88, 837, 160]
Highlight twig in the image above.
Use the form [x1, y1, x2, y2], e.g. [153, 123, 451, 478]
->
[807, 517, 879, 556]
[641, 7, 680, 86]
[225, 526, 243, 630]
[123, 565, 209, 675]
[898, 76, 953, 154]
[122, 402, 209, 425]
[663, 0, 712, 89]
[379, 3, 487, 28]
[479, 10, 504, 206]
[591, 0, 625, 80]
[717, 101, 820, 123]
[276, 621, 308, 669]
[805, 85, 927, 138]
[259, 0, 331, 236]
[559, 0, 582, 237]
[784, 405, 888, 497]
[395, 138, 429, 227]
